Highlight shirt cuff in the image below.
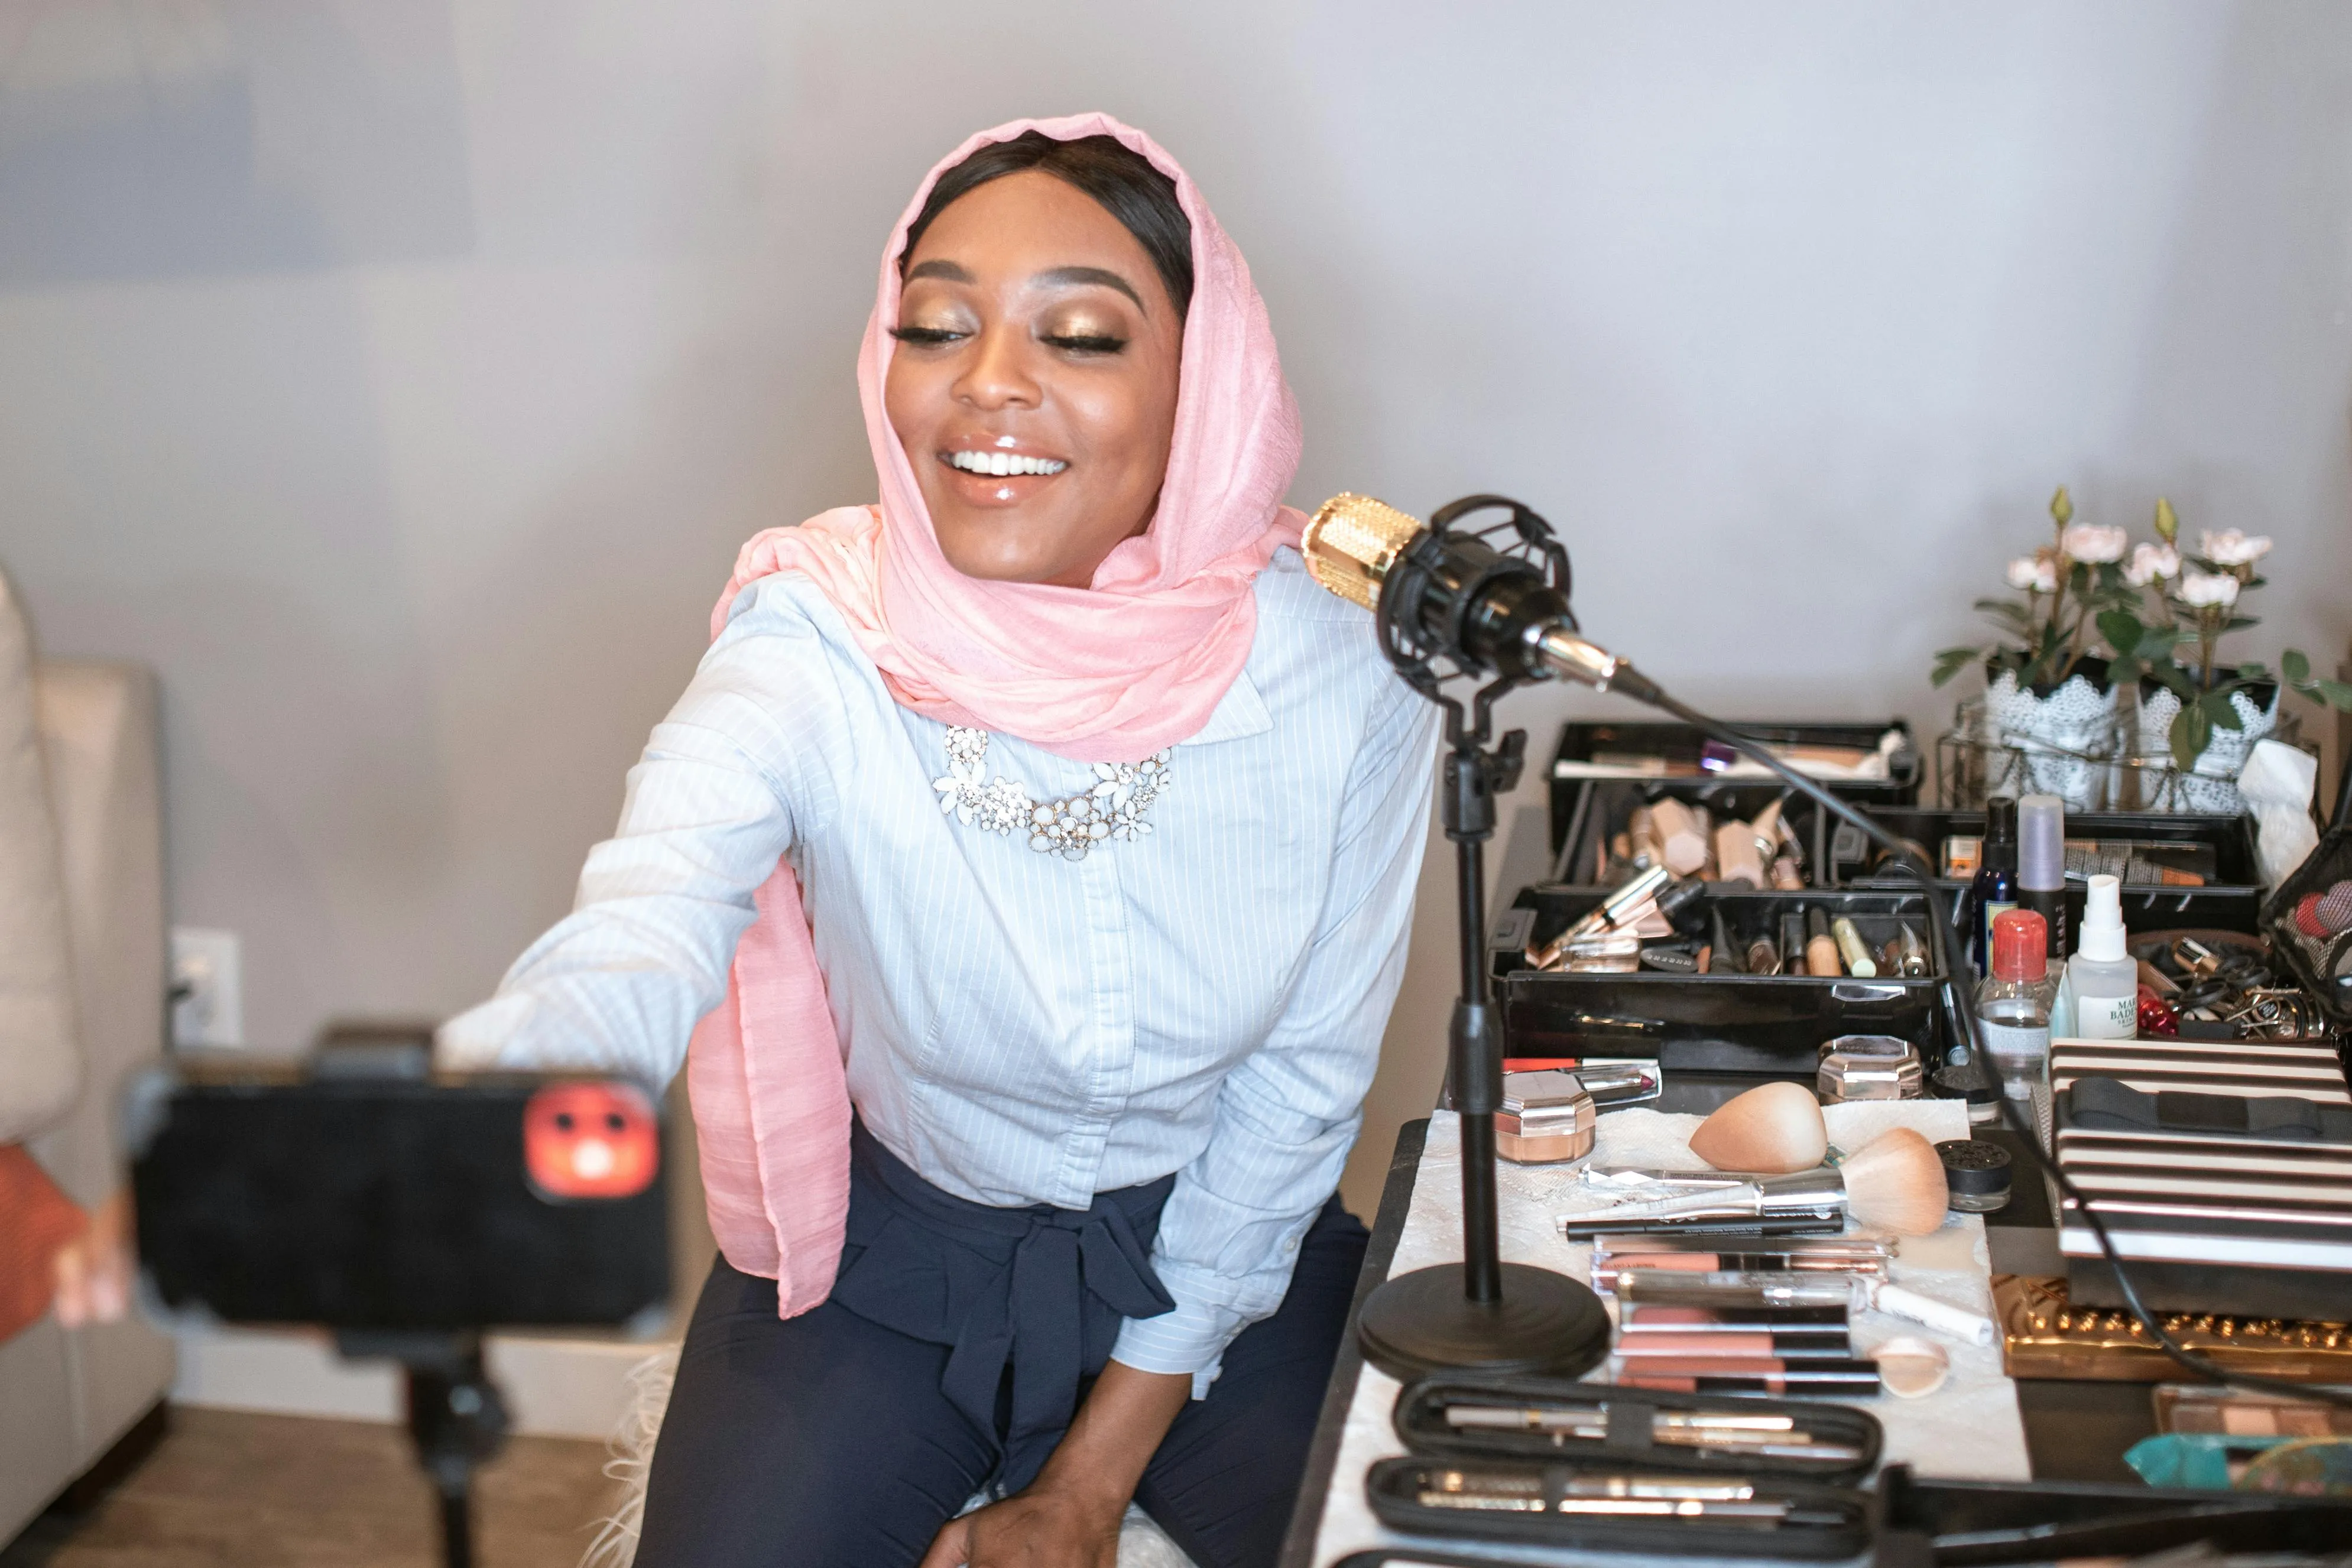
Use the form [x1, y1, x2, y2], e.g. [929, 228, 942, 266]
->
[434, 994, 536, 1069]
[1111, 1296, 1253, 1400]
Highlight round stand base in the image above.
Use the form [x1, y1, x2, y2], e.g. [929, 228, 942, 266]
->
[1355, 1262, 1610, 1383]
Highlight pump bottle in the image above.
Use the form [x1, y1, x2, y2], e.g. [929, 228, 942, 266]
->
[2015, 794, 2067, 962]
[2065, 874, 2137, 1040]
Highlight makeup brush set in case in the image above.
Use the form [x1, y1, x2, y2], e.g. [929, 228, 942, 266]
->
[1366, 1374, 1881, 1558]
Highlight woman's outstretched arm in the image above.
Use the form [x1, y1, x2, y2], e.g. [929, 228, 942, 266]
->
[437, 580, 845, 1085]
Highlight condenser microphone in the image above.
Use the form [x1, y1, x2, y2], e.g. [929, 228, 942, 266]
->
[1300, 493, 1660, 703]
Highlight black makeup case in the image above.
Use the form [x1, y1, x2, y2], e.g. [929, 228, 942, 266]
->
[1847, 806, 2266, 936]
[1547, 719, 1923, 859]
[1368, 1375, 1878, 1560]
[1493, 888, 1954, 1074]
[1363, 1455, 1873, 1560]
[1393, 1374, 1883, 1483]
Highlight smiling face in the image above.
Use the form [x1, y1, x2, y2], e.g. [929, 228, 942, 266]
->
[884, 170, 1186, 589]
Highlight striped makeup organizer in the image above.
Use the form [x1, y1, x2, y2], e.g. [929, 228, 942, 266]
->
[2051, 1035, 2352, 1321]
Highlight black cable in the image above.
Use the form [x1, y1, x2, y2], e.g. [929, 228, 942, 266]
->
[1635, 686, 2352, 1411]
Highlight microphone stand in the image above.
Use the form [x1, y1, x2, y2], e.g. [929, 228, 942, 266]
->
[1353, 504, 1610, 1380]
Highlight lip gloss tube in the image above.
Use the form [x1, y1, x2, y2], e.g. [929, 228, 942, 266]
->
[1616, 1371, 1882, 1397]
[1614, 1333, 1854, 1359]
[1614, 1355, 1879, 1379]
[1613, 1272, 1856, 1309]
[1617, 1307, 1850, 1335]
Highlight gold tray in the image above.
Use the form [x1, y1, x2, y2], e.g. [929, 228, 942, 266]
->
[1996, 1274, 2352, 1382]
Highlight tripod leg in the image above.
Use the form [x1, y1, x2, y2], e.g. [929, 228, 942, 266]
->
[439, 1482, 473, 1568]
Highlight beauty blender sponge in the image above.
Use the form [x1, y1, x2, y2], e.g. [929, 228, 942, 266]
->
[1688, 1082, 1828, 1174]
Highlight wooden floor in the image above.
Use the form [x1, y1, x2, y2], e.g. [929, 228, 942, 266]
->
[2, 1407, 622, 1568]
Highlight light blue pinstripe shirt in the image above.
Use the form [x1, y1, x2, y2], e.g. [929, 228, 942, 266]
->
[440, 546, 1438, 1386]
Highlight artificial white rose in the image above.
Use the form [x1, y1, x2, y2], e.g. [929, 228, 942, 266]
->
[2005, 556, 2044, 590]
[2061, 522, 2129, 564]
[2199, 528, 2273, 566]
[2124, 541, 2179, 587]
[2178, 569, 2241, 609]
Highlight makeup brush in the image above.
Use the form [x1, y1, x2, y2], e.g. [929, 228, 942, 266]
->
[1686, 1082, 1827, 1174]
[1582, 1128, 1951, 1238]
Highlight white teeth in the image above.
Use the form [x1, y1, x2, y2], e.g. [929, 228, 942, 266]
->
[948, 450, 1066, 477]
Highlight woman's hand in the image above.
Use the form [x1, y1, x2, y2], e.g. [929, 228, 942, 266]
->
[53, 1187, 134, 1328]
[919, 1360, 1192, 1567]
[917, 1481, 1125, 1568]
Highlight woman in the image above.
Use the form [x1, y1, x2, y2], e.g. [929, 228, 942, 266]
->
[441, 114, 1436, 1568]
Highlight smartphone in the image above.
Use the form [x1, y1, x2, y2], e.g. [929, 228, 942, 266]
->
[127, 1055, 671, 1333]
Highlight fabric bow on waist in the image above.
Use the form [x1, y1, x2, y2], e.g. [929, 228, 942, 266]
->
[828, 1124, 1177, 1493]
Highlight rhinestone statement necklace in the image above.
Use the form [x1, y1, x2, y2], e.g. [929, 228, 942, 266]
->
[932, 726, 1172, 860]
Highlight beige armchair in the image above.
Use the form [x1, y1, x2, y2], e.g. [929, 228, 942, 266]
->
[0, 569, 174, 1541]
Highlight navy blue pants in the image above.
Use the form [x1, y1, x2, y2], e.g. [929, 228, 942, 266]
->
[635, 1137, 1367, 1568]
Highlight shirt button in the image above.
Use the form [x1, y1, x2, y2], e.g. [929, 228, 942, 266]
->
[1284, 1237, 1299, 1254]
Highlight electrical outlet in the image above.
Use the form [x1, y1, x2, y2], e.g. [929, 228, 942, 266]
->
[171, 927, 244, 1048]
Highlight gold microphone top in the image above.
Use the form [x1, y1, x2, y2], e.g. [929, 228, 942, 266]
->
[1300, 493, 1423, 612]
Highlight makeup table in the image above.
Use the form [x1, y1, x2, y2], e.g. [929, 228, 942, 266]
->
[1275, 1096, 2155, 1568]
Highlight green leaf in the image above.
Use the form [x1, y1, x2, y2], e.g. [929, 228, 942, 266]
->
[2203, 690, 2246, 731]
[2097, 611, 2144, 654]
[2223, 615, 2259, 632]
[2283, 650, 2311, 685]
[1930, 647, 1979, 687]
[2173, 705, 2211, 770]
[2311, 679, 2352, 710]
[2153, 663, 2197, 699]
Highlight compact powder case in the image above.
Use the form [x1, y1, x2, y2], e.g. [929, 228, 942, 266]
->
[1497, 1070, 1597, 1164]
[1816, 1035, 1923, 1102]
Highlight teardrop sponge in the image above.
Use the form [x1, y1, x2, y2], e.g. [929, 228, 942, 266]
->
[1688, 1082, 1827, 1174]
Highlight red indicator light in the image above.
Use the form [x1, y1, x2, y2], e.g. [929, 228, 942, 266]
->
[523, 1081, 658, 1200]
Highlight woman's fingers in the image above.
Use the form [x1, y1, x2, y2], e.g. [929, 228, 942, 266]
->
[49, 1189, 134, 1329]
[917, 1513, 971, 1568]
[52, 1235, 89, 1328]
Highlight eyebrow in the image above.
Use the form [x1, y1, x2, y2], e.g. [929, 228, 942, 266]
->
[1032, 266, 1146, 311]
[903, 258, 1147, 312]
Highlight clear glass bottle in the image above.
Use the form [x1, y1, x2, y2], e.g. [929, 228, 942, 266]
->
[1977, 907, 2053, 1147]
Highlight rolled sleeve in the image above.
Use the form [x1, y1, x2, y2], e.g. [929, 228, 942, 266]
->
[1113, 677, 1438, 1394]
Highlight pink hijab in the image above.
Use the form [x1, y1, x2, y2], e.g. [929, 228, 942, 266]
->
[686, 114, 1306, 1314]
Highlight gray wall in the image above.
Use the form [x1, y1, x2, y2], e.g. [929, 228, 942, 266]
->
[3, 2, 2348, 1213]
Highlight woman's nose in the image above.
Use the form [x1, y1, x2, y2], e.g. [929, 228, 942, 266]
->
[953, 323, 1042, 411]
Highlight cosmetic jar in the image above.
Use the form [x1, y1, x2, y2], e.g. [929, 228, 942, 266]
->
[1935, 1138, 2012, 1213]
[1816, 1035, 1923, 1102]
[1931, 1065, 2001, 1126]
[1497, 1070, 1597, 1164]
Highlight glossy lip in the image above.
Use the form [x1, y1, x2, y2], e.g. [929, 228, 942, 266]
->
[934, 433, 1071, 508]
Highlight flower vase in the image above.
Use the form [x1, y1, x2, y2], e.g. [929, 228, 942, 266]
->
[1978, 661, 2121, 810]
[2133, 681, 2279, 814]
